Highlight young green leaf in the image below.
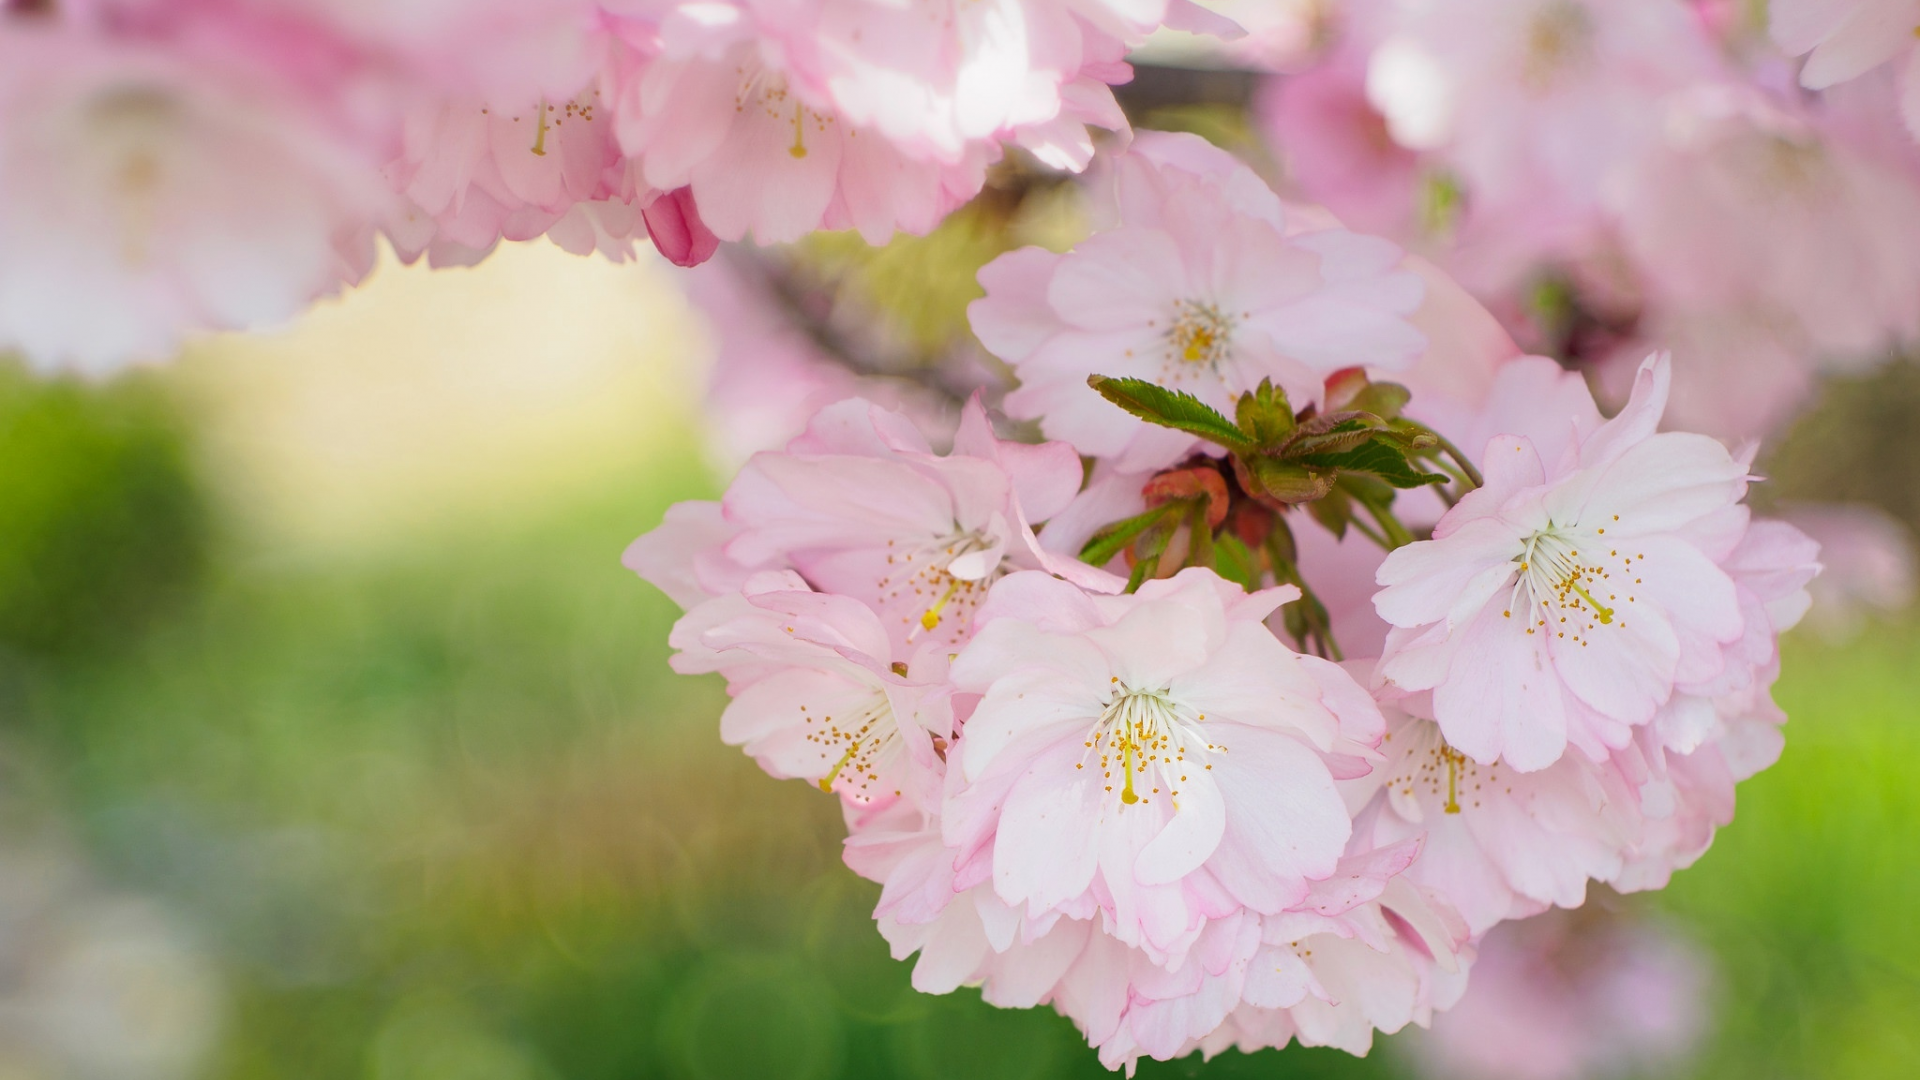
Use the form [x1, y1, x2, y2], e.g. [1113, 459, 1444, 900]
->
[1299, 438, 1448, 489]
[1088, 375, 1253, 451]
[1079, 503, 1180, 568]
[1233, 379, 1295, 449]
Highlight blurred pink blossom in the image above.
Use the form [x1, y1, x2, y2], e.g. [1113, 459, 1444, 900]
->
[1410, 907, 1710, 1080]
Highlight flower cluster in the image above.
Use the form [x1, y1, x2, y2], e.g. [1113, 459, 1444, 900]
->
[1254, 0, 1920, 589]
[629, 141, 1819, 1071]
[0, 0, 1233, 371]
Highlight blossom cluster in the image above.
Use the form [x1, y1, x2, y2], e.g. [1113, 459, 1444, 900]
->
[628, 137, 1820, 1071]
[0, 0, 1236, 371]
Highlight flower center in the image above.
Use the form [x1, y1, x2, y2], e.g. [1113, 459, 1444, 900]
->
[802, 692, 901, 802]
[735, 66, 831, 160]
[1505, 520, 1646, 645]
[877, 530, 994, 645]
[1165, 299, 1235, 370]
[1385, 723, 1502, 815]
[1083, 682, 1219, 809]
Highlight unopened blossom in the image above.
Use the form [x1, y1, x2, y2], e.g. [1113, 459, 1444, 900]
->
[1773, 0, 1920, 138]
[1408, 906, 1709, 1080]
[722, 395, 1114, 651]
[0, 27, 383, 372]
[945, 568, 1386, 967]
[667, 571, 951, 805]
[1374, 354, 1751, 770]
[971, 132, 1425, 471]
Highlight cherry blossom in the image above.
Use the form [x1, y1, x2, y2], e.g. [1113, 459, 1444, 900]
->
[666, 570, 952, 805]
[1374, 354, 1752, 770]
[0, 24, 384, 371]
[721, 394, 1116, 651]
[945, 568, 1386, 965]
[971, 132, 1426, 471]
[1773, 0, 1920, 138]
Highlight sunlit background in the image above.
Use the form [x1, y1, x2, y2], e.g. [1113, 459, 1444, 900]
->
[3, 235, 1917, 1080]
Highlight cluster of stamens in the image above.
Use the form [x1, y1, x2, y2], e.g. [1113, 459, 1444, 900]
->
[734, 67, 833, 159]
[878, 532, 994, 646]
[799, 695, 900, 802]
[1079, 678, 1219, 809]
[1154, 299, 1238, 382]
[1383, 726, 1511, 814]
[1503, 516, 1645, 647]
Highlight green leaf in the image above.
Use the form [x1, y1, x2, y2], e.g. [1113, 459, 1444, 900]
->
[1088, 376, 1252, 451]
[1233, 379, 1295, 449]
[1280, 415, 1380, 458]
[1184, 500, 1214, 571]
[1079, 503, 1180, 568]
[1300, 438, 1448, 489]
[1211, 533, 1256, 591]
[1235, 454, 1337, 505]
[1307, 486, 1354, 540]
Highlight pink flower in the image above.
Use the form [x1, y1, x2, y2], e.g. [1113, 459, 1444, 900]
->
[1346, 688, 1643, 936]
[722, 394, 1114, 651]
[1779, 503, 1912, 639]
[1181, 872, 1472, 1061]
[1365, 0, 1723, 263]
[1773, 0, 1920, 138]
[383, 89, 656, 265]
[667, 570, 951, 805]
[944, 568, 1386, 965]
[605, 0, 1133, 244]
[622, 500, 763, 611]
[971, 132, 1425, 471]
[0, 25, 384, 371]
[1616, 515, 1820, 889]
[1409, 907, 1710, 1080]
[1259, 42, 1426, 240]
[1374, 354, 1752, 770]
[1612, 85, 1920, 363]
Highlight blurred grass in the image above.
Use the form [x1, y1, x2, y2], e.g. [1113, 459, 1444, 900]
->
[3, 246, 1917, 1079]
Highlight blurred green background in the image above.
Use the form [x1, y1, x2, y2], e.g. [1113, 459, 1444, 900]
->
[2, 241, 1916, 1080]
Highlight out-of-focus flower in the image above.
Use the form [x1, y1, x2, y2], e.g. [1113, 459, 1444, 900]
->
[1772, 0, 1920, 138]
[1375, 354, 1752, 770]
[0, 26, 384, 372]
[1775, 502, 1914, 639]
[1365, 0, 1722, 275]
[604, 0, 1139, 244]
[972, 133, 1425, 471]
[1612, 86, 1920, 364]
[1407, 905, 1709, 1080]
[945, 568, 1384, 964]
